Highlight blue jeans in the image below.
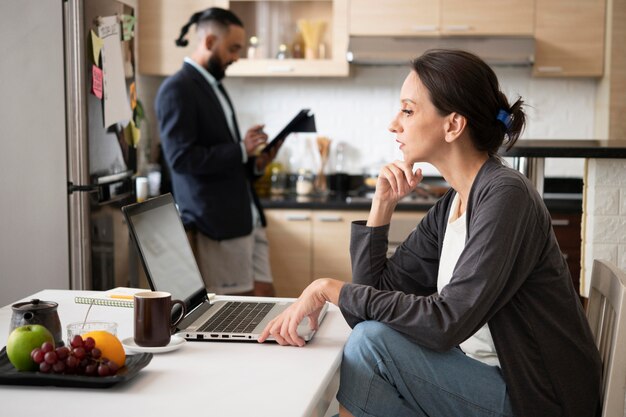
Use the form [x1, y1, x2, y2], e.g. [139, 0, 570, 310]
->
[337, 321, 514, 417]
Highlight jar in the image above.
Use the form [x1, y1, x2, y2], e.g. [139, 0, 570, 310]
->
[270, 165, 287, 195]
[296, 169, 314, 195]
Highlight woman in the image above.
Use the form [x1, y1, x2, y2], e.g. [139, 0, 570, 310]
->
[259, 49, 601, 417]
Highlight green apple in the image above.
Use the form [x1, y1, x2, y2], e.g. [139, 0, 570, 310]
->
[6, 325, 54, 371]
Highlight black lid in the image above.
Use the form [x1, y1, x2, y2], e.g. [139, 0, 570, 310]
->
[11, 299, 58, 312]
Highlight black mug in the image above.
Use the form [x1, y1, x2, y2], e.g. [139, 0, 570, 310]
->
[134, 291, 186, 347]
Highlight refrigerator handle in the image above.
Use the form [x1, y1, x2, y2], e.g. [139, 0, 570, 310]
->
[67, 181, 99, 194]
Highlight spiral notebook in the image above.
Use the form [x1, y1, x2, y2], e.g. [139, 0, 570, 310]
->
[74, 287, 146, 308]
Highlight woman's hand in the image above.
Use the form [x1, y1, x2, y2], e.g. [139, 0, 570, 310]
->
[374, 161, 422, 204]
[258, 278, 344, 347]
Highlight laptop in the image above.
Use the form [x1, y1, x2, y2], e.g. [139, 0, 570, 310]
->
[121, 193, 327, 342]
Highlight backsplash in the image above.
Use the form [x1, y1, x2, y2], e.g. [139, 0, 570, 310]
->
[138, 64, 598, 177]
[228, 65, 597, 177]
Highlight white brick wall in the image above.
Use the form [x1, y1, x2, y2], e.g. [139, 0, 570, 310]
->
[583, 159, 626, 296]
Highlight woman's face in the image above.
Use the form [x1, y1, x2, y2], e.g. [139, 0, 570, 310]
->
[388, 71, 448, 164]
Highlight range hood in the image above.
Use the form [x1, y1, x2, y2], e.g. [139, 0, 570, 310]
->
[347, 36, 535, 67]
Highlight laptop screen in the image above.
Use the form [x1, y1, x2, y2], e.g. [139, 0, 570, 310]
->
[123, 194, 205, 305]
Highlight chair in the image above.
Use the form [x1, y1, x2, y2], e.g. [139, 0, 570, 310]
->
[586, 259, 626, 417]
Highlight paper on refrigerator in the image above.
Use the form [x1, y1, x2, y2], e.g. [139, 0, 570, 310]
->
[97, 15, 132, 128]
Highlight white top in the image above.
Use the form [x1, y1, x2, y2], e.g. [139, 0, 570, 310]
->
[437, 193, 500, 367]
[0, 290, 351, 417]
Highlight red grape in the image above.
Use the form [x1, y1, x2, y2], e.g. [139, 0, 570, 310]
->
[31, 348, 45, 364]
[91, 348, 102, 359]
[52, 361, 65, 373]
[84, 364, 97, 375]
[56, 346, 70, 360]
[73, 347, 86, 359]
[70, 335, 84, 348]
[39, 362, 52, 373]
[97, 364, 110, 376]
[83, 337, 95, 351]
[41, 342, 54, 353]
[44, 351, 58, 364]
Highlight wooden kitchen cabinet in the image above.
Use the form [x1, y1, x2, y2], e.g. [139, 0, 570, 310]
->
[348, 0, 533, 36]
[349, 0, 439, 36]
[534, 0, 606, 77]
[138, 0, 349, 77]
[441, 0, 534, 36]
[266, 208, 424, 296]
[264, 209, 313, 297]
[312, 211, 365, 281]
[227, 0, 349, 77]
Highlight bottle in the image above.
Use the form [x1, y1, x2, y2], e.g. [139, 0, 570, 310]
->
[247, 36, 259, 59]
[296, 169, 314, 196]
[276, 43, 289, 60]
[291, 30, 304, 59]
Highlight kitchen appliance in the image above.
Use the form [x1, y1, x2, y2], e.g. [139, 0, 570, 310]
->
[65, 0, 138, 291]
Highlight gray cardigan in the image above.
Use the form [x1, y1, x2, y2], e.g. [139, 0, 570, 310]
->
[339, 158, 601, 417]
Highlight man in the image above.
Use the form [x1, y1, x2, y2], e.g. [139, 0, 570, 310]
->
[155, 8, 280, 296]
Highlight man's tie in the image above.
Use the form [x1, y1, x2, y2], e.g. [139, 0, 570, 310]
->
[217, 82, 241, 143]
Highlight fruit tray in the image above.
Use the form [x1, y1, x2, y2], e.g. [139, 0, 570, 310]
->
[0, 347, 152, 388]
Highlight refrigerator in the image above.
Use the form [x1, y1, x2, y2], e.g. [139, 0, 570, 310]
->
[65, 0, 138, 292]
[0, 0, 138, 306]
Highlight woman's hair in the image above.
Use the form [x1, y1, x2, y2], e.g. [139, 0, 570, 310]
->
[411, 49, 525, 154]
[175, 8, 244, 47]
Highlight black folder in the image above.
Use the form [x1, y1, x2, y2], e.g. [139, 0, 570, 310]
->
[261, 109, 316, 154]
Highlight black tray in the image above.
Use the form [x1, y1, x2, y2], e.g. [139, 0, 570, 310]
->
[0, 347, 152, 388]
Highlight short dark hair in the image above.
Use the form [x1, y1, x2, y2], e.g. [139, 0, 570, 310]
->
[175, 8, 243, 47]
[411, 49, 525, 155]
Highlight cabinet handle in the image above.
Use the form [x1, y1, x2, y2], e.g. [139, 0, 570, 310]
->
[318, 215, 343, 222]
[536, 66, 563, 73]
[444, 24, 472, 32]
[285, 214, 310, 221]
[268, 65, 295, 73]
[411, 25, 438, 32]
[551, 219, 570, 227]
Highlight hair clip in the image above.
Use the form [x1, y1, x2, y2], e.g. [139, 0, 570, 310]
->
[497, 109, 513, 131]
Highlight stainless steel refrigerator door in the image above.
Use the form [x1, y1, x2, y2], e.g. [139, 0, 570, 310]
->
[65, 0, 137, 290]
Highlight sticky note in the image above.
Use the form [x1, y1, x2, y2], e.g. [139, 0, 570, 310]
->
[129, 82, 137, 110]
[90, 30, 103, 64]
[91, 65, 103, 99]
[121, 14, 136, 41]
[124, 119, 141, 147]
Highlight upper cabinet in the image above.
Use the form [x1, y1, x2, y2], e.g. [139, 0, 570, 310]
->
[138, 0, 606, 77]
[534, 0, 606, 77]
[349, 0, 534, 37]
[138, 0, 348, 77]
[227, 0, 348, 76]
[350, 0, 439, 36]
[441, 0, 534, 36]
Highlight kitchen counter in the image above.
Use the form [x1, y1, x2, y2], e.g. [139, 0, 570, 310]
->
[499, 139, 626, 158]
[261, 193, 582, 213]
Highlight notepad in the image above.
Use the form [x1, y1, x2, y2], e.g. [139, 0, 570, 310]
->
[74, 287, 148, 308]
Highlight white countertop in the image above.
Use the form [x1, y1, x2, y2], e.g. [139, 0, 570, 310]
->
[0, 290, 352, 417]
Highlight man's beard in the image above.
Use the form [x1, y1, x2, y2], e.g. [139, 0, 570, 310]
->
[206, 54, 227, 81]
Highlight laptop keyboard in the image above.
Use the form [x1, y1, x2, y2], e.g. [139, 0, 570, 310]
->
[198, 302, 275, 334]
